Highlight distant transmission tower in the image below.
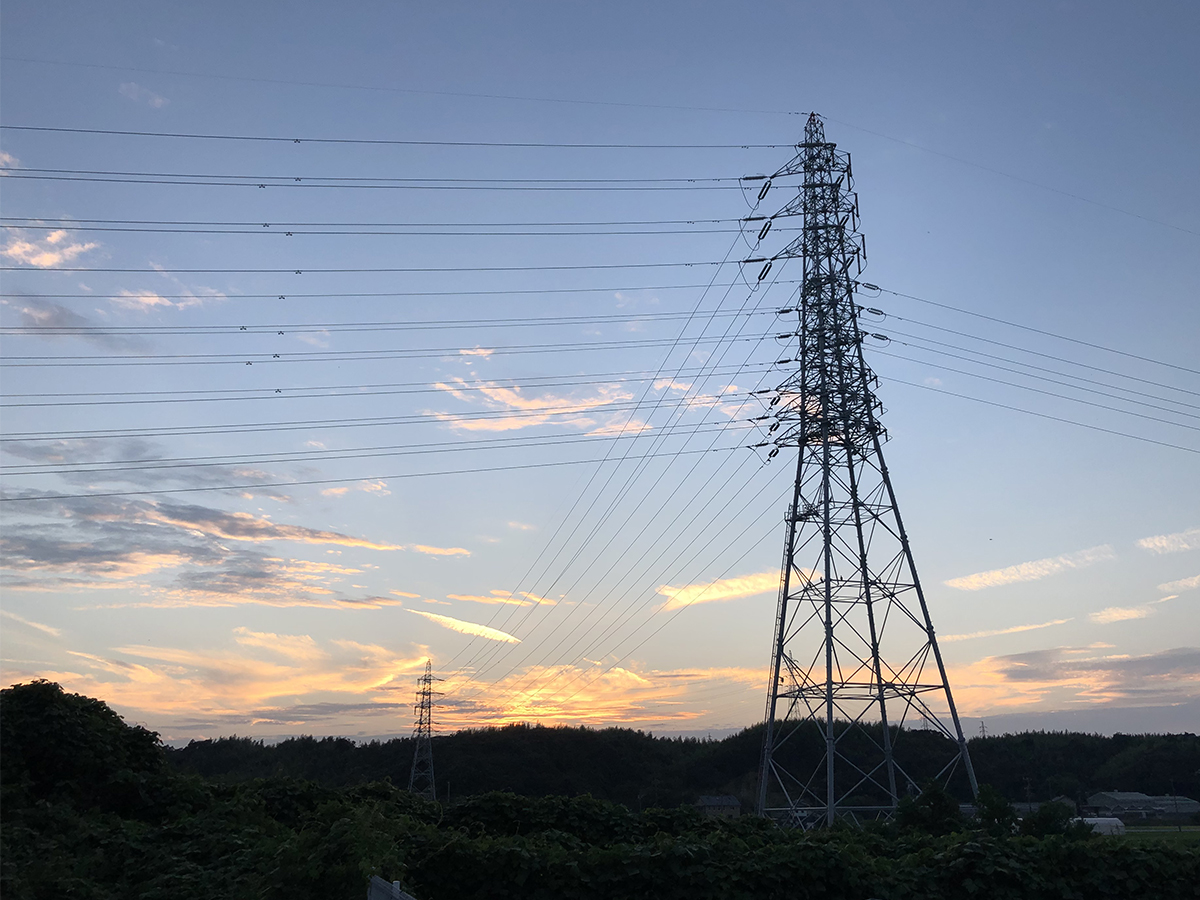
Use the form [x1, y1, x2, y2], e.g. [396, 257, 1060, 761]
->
[408, 659, 441, 801]
[752, 113, 977, 826]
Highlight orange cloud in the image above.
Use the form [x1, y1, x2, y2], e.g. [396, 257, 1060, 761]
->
[447, 590, 543, 607]
[409, 610, 521, 643]
[944, 545, 1114, 591]
[408, 544, 470, 557]
[656, 570, 782, 610]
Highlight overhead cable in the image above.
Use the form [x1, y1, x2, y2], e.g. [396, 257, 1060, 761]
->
[0, 124, 786, 149]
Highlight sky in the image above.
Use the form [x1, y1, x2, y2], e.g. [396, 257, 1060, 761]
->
[1, 0, 1197, 742]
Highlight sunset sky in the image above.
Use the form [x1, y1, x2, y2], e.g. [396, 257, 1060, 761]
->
[2, 1, 1197, 742]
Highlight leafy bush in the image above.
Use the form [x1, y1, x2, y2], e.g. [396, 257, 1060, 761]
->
[975, 783, 1018, 837]
[895, 781, 965, 836]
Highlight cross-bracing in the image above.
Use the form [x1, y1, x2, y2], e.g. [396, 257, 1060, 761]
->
[753, 113, 977, 826]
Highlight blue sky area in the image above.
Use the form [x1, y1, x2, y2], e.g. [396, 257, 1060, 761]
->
[1, 1, 1197, 739]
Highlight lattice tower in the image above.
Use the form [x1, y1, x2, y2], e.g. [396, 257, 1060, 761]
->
[408, 659, 440, 801]
[752, 113, 977, 826]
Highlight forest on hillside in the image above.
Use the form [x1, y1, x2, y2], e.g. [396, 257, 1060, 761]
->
[167, 717, 1200, 809]
[4, 681, 1199, 900]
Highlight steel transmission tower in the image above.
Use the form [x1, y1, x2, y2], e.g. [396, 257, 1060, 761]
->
[408, 659, 440, 801]
[752, 113, 977, 825]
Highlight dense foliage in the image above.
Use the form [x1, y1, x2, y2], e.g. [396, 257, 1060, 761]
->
[4, 682, 1199, 900]
[169, 715, 1200, 808]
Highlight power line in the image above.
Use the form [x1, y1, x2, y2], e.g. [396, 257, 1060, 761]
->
[0, 446, 735, 503]
[0, 333, 765, 367]
[1, 215, 745, 227]
[886, 377, 1199, 455]
[877, 338, 1200, 414]
[437, 218, 772, 674]
[2, 420, 755, 477]
[2, 307, 772, 337]
[875, 347, 1200, 432]
[0, 281, 800, 302]
[2, 166, 745, 184]
[0, 124, 786, 149]
[873, 285, 1200, 377]
[0, 260, 730, 275]
[0, 223, 775, 237]
[6, 62, 1191, 236]
[1, 55, 805, 118]
[0, 363, 772, 406]
[880, 324, 1200, 398]
[0, 393, 742, 442]
[442, 258, 789, 681]
[2, 172, 745, 191]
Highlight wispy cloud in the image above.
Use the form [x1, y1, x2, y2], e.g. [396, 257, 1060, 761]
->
[111, 289, 176, 311]
[447, 593, 529, 606]
[140, 267, 227, 310]
[321, 479, 391, 498]
[446, 589, 552, 607]
[941, 618, 1072, 642]
[118, 82, 168, 108]
[6, 296, 149, 351]
[1090, 606, 1153, 624]
[433, 378, 637, 433]
[408, 544, 470, 557]
[1158, 574, 1200, 593]
[2, 230, 99, 268]
[944, 545, 1115, 591]
[657, 570, 783, 611]
[0, 609, 62, 637]
[458, 347, 494, 357]
[1137, 527, 1200, 555]
[145, 504, 403, 550]
[408, 609, 520, 643]
[232, 627, 325, 662]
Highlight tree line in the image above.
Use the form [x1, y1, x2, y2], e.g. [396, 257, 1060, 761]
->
[167, 717, 1200, 809]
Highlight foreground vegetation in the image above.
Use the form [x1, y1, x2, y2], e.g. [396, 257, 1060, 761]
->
[4, 681, 1199, 899]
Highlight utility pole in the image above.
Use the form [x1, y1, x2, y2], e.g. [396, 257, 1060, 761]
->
[753, 113, 977, 826]
[408, 659, 440, 801]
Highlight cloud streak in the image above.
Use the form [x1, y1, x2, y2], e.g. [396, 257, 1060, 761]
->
[432, 378, 639, 434]
[0, 609, 62, 637]
[409, 609, 520, 643]
[657, 570, 783, 611]
[941, 618, 1072, 642]
[944, 545, 1115, 591]
[1090, 606, 1152, 624]
[118, 82, 168, 108]
[145, 504, 402, 550]
[1137, 527, 1200, 555]
[1158, 574, 1200, 593]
